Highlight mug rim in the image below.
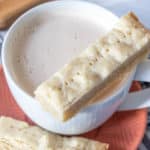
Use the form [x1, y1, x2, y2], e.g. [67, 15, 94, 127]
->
[1, 0, 133, 109]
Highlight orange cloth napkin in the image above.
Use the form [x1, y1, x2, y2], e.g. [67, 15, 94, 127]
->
[0, 65, 147, 150]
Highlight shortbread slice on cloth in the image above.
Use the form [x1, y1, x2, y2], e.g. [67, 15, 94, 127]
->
[0, 116, 108, 150]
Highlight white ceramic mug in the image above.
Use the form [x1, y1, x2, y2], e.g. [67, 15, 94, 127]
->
[2, 0, 150, 135]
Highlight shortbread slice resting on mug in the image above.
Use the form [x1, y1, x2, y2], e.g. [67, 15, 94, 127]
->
[34, 12, 150, 121]
[0, 116, 108, 150]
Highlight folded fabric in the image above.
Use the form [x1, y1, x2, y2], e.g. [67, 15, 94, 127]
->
[0, 66, 147, 150]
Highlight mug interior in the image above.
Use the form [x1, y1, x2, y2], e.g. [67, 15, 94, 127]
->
[2, 0, 121, 97]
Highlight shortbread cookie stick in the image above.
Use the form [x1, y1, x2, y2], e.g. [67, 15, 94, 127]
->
[0, 117, 108, 150]
[35, 12, 150, 121]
